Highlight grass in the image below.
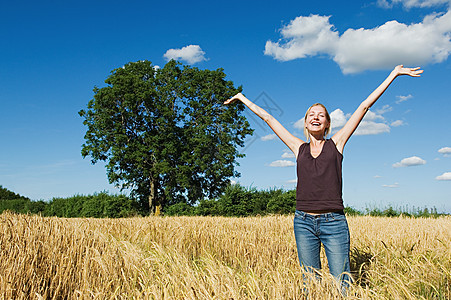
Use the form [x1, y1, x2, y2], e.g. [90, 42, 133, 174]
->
[0, 212, 449, 299]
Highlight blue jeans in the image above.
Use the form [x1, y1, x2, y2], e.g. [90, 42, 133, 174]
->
[293, 210, 351, 290]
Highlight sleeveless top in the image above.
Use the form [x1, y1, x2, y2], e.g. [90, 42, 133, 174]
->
[296, 139, 344, 211]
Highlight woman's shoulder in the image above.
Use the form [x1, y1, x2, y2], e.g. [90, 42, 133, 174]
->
[296, 141, 309, 154]
[327, 138, 343, 157]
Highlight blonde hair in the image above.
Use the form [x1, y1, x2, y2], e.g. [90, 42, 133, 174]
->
[303, 103, 331, 140]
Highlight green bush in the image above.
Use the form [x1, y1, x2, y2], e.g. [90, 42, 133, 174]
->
[217, 184, 256, 217]
[344, 206, 362, 216]
[266, 189, 296, 214]
[0, 185, 29, 201]
[164, 202, 196, 216]
[0, 199, 30, 214]
[45, 192, 140, 218]
[1, 184, 448, 218]
[195, 199, 220, 216]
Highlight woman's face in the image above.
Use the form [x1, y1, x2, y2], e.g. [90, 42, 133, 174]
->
[305, 105, 330, 135]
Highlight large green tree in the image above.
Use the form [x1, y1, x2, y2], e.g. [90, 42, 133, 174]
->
[79, 60, 253, 213]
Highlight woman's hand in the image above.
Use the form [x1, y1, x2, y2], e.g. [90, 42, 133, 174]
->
[393, 65, 423, 77]
[224, 93, 244, 105]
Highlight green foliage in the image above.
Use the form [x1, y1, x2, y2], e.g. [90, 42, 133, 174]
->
[195, 198, 221, 216]
[0, 185, 47, 215]
[1, 185, 447, 218]
[163, 202, 196, 216]
[364, 205, 443, 218]
[0, 199, 31, 214]
[47, 192, 140, 218]
[344, 206, 363, 216]
[0, 185, 29, 201]
[217, 184, 256, 217]
[79, 60, 253, 212]
[266, 189, 296, 214]
[163, 184, 297, 217]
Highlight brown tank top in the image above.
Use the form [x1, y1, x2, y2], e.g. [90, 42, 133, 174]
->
[296, 139, 344, 211]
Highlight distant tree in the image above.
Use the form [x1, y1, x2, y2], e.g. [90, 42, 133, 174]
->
[217, 184, 255, 217]
[0, 185, 29, 200]
[266, 189, 296, 214]
[79, 60, 253, 214]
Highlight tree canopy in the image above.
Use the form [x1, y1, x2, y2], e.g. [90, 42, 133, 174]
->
[79, 60, 253, 213]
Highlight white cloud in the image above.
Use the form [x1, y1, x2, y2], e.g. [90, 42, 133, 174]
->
[438, 147, 451, 154]
[287, 179, 297, 184]
[269, 160, 296, 167]
[377, 0, 450, 9]
[265, 11, 451, 74]
[436, 172, 451, 180]
[375, 105, 393, 115]
[393, 156, 426, 167]
[391, 120, 405, 127]
[355, 121, 391, 135]
[163, 45, 207, 64]
[264, 15, 339, 61]
[364, 110, 386, 122]
[282, 150, 295, 158]
[396, 94, 413, 104]
[330, 108, 390, 135]
[293, 118, 304, 130]
[261, 134, 278, 141]
[330, 109, 348, 132]
[383, 182, 400, 188]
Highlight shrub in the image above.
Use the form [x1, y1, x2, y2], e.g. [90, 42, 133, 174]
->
[164, 202, 196, 216]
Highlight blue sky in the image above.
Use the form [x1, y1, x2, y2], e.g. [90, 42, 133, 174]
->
[1, 0, 450, 212]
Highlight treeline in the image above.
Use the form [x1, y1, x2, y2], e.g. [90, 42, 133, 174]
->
[0, 185, 446, 218]
[0, 185, 140, 218]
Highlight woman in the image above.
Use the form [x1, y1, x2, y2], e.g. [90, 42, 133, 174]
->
[224, 65, 423, 290]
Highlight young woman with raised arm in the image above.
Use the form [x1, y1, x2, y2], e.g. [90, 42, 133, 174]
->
[224, 65, 423, 292]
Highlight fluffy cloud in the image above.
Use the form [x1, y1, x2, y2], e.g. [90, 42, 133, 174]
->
[354, 121, 391, 135]
[163, 45, 207, 64]
[329, 108, 391, 135]
[391, 120, 405, 127]
[392, 156, 426, 167]
[269, 160, 296, 167]
[264, 15, 339, 61]
[293, 118, 305, 130]
[261, 134, 278, 141]
[438, 147, 451, 154]
[330, 109, 348, 130]
[436, 172, 451, 180]
[396, 94, 413, 104]
[377, 0, 451, 9]
[282, 150, 295, 158]
[265, 10, 451, 73]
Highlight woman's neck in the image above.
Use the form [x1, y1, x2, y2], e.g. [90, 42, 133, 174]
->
[309, 135, 325, 146]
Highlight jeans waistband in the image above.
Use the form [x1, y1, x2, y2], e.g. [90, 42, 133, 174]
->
[296, 210, 344, 219]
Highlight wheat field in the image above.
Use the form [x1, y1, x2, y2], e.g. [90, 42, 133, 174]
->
[0, 211, 449, 299]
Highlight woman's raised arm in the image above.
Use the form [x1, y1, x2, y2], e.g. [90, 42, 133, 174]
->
[332, 65, 423, 153]
[225, 93, 304, 157]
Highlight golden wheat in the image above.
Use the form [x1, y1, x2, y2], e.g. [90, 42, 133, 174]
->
[0, 212, 449, 299]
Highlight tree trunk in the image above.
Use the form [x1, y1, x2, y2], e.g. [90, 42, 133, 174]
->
[149, 177, 161, 216]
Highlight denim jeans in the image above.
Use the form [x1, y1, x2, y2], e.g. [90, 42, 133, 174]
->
[293, 210, 351, 290]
